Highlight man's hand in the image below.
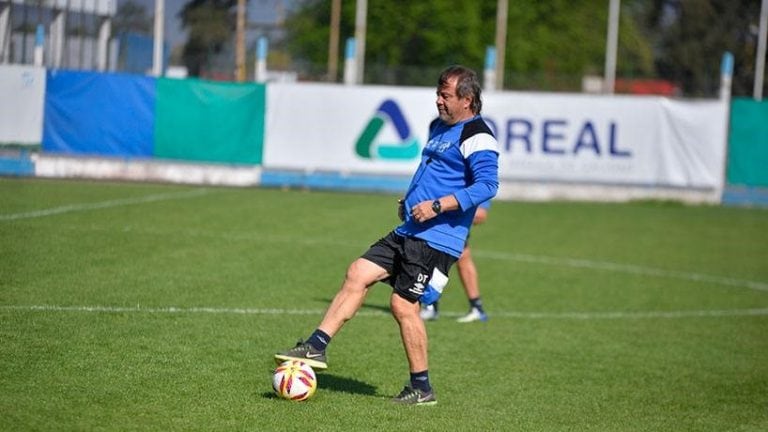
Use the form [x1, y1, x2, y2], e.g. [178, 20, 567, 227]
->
[410, 200, 439, 223]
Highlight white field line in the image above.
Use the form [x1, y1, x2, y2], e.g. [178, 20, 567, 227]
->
[0, 189, 210, 221]
[474, 250, 768, 293]
[1, 304, 767, 320]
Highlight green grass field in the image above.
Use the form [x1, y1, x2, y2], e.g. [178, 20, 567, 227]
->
[1, 177, 767, 431]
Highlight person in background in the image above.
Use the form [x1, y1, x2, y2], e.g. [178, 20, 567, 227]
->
[420, 200, 490, 323]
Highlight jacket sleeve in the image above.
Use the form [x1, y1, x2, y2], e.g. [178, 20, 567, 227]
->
[454, 149, 499, 211]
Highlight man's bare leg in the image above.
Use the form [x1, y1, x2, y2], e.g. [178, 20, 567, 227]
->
[318, 258, 389, 337]
[390, 292, 428, 373]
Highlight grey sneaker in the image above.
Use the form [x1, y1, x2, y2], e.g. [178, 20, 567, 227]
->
[274, 340, 328, 370]
[419, 304, 438, 321]
[392, 386, 437, 406]
[456, 307, 488, 323]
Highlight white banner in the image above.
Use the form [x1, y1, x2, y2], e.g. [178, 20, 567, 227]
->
[483, 93, 728, 189]
[265, 83, 431, 174]
[0, 65, 46, 145]
[264, 83, 728, 190]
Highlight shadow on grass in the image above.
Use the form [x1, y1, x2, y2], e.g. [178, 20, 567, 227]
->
[260, 373, 377, 399]
[317, 373, 377, 395]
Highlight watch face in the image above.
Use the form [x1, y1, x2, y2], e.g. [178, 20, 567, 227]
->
[432, 200, 441, 213]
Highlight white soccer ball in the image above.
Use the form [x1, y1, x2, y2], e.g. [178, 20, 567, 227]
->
[272, 360, 317, 401]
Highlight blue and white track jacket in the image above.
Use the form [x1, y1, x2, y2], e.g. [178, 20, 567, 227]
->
[395, 115, 499, 258]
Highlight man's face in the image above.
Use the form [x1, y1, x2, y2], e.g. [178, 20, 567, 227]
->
[436, 76, 471, 125]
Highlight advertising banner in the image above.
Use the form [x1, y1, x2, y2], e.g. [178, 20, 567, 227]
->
[484, 93, 728, 189]
[43, 70, 156, 157]
[0, 65, 45, 145]
[727, 98, 768, 186]
[265, 83, 728, 190]
[155, 78, 265, 164]
[265, 83, 432, 174]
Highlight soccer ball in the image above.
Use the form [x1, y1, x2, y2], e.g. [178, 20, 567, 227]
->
[272, 360, 317, 401]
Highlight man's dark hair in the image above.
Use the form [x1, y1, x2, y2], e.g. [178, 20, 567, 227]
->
[438, 65, 483, 115]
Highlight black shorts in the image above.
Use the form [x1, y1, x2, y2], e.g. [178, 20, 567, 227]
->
[361, 231, 457, 303]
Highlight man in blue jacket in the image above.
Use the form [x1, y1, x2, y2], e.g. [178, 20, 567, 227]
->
[275, 65, 499, 405]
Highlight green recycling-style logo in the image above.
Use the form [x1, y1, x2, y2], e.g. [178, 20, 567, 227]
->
[355, 99, 421, 160]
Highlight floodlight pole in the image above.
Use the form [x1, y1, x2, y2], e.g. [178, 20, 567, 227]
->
[494, 0, 508, 90]
[0, 2, 9, 64]
[327, 0, 341, 82]
[354, 0, 367, 84]
[754, 0, 768, 100]
[604, 0, 620, 94]
[235, 0, 246, 82]
[152, 0, 165, 76]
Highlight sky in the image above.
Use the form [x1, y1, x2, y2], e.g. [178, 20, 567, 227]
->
[130, 0, 294, 48]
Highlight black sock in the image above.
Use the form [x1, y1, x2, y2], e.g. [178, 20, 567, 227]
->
[410, 370, 431, 392]
[469, 297, 484, 312]
[307, 329, 331, 351]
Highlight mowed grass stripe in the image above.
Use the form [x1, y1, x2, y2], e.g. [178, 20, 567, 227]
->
[475, 250, 768, 293]
[17, 220, 768, 294]
[0, 188, 210, 221]
[2, 304, 767, 319]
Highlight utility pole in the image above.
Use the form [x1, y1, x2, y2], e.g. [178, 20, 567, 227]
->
[235, 0, 246, 82]
[152, 0, 164, 76]
[494, 0, 508, 90]
[354, 0, 366, 84]
[604, 0, 620, 93]
[327, 0, 341, 82]
[754, 0, 767, 100]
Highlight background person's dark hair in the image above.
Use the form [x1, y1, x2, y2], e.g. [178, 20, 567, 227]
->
[438, 65, 483, 115]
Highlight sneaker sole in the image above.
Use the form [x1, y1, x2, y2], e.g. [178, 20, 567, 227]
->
[456, 315, 488, 323]
[393, 399, 438, 406]
[274, 354, 328, 370]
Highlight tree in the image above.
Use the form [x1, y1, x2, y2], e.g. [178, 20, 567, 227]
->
[640, 0, 763, 97]
[283, 0, 654, 90]
[284, 0, 495, 84]
[503, 0, 653, 90]
[179, 0, 239, 77]
[113, 0, 153, 35]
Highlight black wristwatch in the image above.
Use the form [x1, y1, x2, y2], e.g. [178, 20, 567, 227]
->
[431, 200, 442, 214]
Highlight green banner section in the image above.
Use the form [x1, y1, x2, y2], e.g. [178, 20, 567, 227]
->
[154, 78, 265, 164]
[728, 98, 768, 186]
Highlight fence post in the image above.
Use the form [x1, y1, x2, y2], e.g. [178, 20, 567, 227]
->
[343, 37, 356, 86]
[255, 37, 268, 83]
[34, 24, 44, 66]
[484, 46, 497, 92]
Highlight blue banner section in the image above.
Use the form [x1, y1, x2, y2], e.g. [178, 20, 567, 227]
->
[260, 170, 410, 194]
[42, 70, 156, 157]
[0, 151, 34, 176]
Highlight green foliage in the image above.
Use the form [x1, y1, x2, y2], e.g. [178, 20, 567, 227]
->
[1, 178, 768, 430]
[179, 0, 239, 77]
[113, 0, 153, 35]
[649, 0, 764, 97]
[283, 0, 764, 96]
[285, 0, 654, 89]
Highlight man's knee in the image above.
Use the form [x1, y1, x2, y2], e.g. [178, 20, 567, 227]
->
[344, 258, 387, 288]
[390, 292, 418, 321]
